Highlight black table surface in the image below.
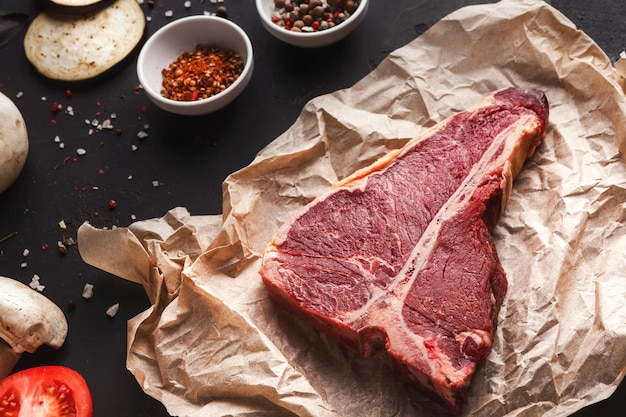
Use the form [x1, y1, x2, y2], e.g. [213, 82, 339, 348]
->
[0, 1, 624, 416]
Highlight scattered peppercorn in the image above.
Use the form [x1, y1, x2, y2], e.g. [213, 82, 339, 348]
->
[216, 6, 228, 17]
[160, 45, 244, 102]
[270, 0, 358, 32]
[108, 199, 117, 209]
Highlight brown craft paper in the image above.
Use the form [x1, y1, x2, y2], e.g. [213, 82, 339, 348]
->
[78, 0, 626, 415]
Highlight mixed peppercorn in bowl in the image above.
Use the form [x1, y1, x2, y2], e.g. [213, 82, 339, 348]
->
[256, 0, 369, 48]
[136, 15, 253, 116]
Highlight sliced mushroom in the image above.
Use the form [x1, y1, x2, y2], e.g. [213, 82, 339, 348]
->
[0, 276, 68, 379]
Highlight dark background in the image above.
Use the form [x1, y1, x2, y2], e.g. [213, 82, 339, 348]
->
[0, 0, 624, 416]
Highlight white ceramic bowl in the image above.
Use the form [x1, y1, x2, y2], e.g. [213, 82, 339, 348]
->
[256, 0, 369, 48]
[137, 15, 253, 116]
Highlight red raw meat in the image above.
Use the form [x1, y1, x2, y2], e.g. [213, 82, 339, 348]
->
[259, 88, 549, 413]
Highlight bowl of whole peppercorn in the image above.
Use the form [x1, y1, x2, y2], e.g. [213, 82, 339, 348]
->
[136, 15, 254, 115]
[256, 0, 368, 48]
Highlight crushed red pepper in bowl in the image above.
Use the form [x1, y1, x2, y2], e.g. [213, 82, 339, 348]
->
[136, 15, 253, 115]
[161, 46, 245, 102]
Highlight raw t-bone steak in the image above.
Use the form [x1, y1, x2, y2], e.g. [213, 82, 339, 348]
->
[259, 88, 549, 413]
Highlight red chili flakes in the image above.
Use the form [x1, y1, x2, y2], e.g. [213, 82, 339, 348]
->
[160, 46, 244, 102]
[50, 119, 57, 126]
[65, 89, 73, 98]
[115, 128, 123, 136]
[50, 102, 61, 113]
[108, 199, 117, 209]
[41, 243, 49, 251]
[140, 105, 148, 113]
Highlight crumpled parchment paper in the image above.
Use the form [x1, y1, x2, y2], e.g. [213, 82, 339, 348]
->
[78, 0, 626, 415]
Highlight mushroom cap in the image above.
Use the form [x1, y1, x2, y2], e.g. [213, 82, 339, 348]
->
[0, 276, 68, 353]
[0, 91, 28, 193]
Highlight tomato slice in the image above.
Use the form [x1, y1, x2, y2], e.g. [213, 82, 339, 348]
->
[0, 366, 92, 417]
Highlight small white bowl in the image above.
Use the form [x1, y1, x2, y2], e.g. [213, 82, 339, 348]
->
[256, 0, 369, 48]
[137, 15, 253, 116]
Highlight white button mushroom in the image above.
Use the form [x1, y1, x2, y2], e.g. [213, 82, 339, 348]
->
[0, 92, 28, 193]
[0, 276, 68, 379]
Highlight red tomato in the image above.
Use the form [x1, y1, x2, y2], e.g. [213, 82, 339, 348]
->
[0, 366, 92, 417]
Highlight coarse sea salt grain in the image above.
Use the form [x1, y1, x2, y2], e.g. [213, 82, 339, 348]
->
[82, 283, 94, 299]
[106, 303, 120, 317]
[29, 274, 45, 292]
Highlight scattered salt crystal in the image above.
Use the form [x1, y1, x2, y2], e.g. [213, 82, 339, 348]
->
[20, 262, 27, 269]
[128, 175, 133, 180]
[16, 91, 23, 98]
[59, 143, 65, 149]
[106, 303, 120, 317]
[152, 180, 160, 187]
[131, 214, 137, 220]
[84, 119, 91, 125]
[110, 113, 117, 119]
[76, 148, 87, 155]
[164, 10, 173, 17]
[29, 274, 45, 292]
[54, 135, 61, 142]
[137, 130, 148, 139]
[82, 283, 94, 299]
[131, 145, 138, 151]
[59, 220, 67, 230]
[184, 0, 191, 7]
[41, 96, 47, 101]
[23, 249, 29, 257]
